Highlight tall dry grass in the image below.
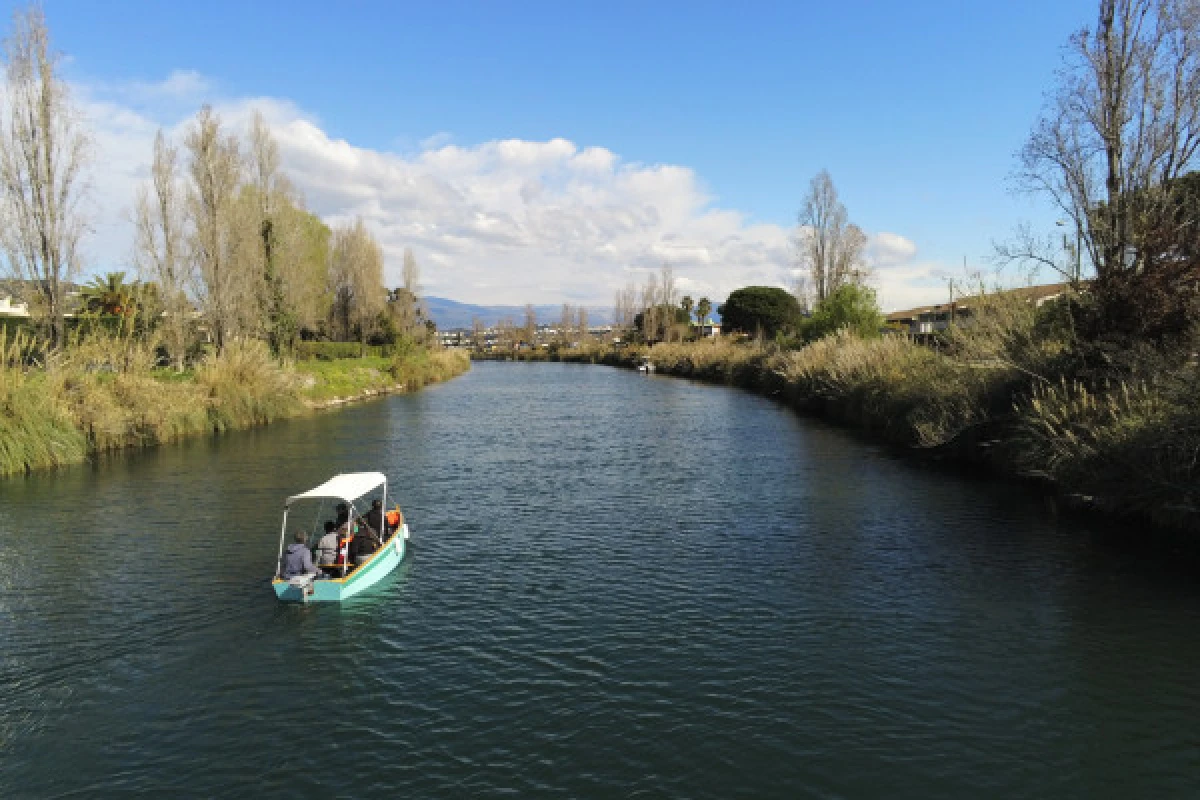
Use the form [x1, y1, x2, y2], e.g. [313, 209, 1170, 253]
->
[0, 329, 469, 477]
[1013, 375, 1200, 525]
[199, 339, 304, 431]
[778, 331, 1005, 447]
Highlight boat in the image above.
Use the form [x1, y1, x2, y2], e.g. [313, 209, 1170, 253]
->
[271, 471, 409, 603]
[637, 358, 655, 373]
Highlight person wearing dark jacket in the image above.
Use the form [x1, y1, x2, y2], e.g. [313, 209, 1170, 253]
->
[351, 515, 381, 562]
[364, 500, 385, 538]
[280, 530, 319, 579]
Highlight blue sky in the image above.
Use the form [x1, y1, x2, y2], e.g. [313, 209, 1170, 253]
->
[19, 0, 1096, 309]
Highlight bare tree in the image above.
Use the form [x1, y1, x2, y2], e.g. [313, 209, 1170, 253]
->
[246, 110, 300, 354]
[388, 246, 424, 337]
[471, 316, 485, 351]
[1018, 0, 1200, 280]
[559, 302, 574, 345]
[795, 170, 867, 303]
[329, 218, 385, 349]
[185, 106, 245, 352]
[134, 130, 190, 368]
[0, 6, 90, 346]
[577, 306, 589, 343]
[640, 274, 659, 341]
[613, 282, 638, 331]
[523, 303, 537, 346]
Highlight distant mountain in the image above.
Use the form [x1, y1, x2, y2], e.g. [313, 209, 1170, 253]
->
[423, 296, 723, 330]
[424, 297, 614, 329]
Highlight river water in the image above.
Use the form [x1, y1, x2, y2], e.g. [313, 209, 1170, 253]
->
[1, 361, 1198, 798]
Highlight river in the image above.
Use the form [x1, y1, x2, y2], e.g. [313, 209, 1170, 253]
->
[1, 361, 1198, 798]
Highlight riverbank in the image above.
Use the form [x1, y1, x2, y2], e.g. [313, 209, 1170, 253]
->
[507, 333, 1199, 537]
[0, 337, 469, 477]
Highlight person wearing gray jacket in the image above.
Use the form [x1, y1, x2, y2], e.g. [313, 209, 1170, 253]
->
[280, 531, 319, 579]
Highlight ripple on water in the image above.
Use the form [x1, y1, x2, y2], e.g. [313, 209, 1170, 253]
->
[2, 362, 1200, 798]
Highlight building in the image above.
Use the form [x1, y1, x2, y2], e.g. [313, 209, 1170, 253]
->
[885, 282, 1075, 339]
[0, 294, 30, 318]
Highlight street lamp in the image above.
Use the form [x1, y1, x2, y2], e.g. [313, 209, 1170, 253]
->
[1055, 220, 1082, 283]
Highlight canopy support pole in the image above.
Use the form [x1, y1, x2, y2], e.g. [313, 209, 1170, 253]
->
[275, 506, 290, 578]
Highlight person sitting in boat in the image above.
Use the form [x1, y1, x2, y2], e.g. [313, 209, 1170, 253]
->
[315, 521, 339, 568]
[280, 530, 319, 580]
[348, 515, 380, 564]
[364, 499, 385, 539]
[335, 503, 350, 530]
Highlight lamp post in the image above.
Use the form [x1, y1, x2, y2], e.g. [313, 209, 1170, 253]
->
[1055, 220, 1082, 282]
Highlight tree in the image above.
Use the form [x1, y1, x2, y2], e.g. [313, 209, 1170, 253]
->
[246, 110, 299, 355]
[803, 283, 884, 342]
[695, 297, 712, 328]
[680, 295, 694, 329]
[471, 316, 485, 351]
[0, 6, 90, 346]
[79, 272, 138, 316]
[613, 282, 638, 330]
[523, 303, 537, 346]
[795, 170, 867, 304]
[185, 106, 245, 353]
[718, 286, 802, 337]
[634, 304, 689, 339]
[134, 129, 191, 369]
[559, 303, 574, 345]
[1017, 0, 1200, 334]
[329, 218, 384, 349]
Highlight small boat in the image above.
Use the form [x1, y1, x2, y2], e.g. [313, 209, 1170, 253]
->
[272, 471, 409, 603]
[637, 358, 655, 373]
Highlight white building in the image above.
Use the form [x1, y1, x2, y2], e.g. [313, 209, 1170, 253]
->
[0, 294, 30, 318]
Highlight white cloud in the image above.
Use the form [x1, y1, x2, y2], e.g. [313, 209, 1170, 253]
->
[867, 232, 917, 267]
[72, 72, 958, 309]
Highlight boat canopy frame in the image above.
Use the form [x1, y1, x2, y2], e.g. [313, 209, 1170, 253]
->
[285, 471, 387, 507]
[275, 472, 388, 579]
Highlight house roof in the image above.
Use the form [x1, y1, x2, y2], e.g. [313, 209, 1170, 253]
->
[885, 281, 1077, 322]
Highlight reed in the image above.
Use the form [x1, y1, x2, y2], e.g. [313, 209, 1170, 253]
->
[1013, 377, 1199, 525]
[0, 330, 470, 478]
[198, 339, 305, 431]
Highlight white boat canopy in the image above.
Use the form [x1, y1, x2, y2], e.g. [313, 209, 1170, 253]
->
[286, 472, 386, 507]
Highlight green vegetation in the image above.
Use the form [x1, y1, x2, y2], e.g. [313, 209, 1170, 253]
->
[0, 8, 470, 478]
[0, 327, 469, 477]
[296, 348, 469, 404]
[718, 286, 803, 337]
[802, 284, 883, 343]
[572, 276, 1199, 533]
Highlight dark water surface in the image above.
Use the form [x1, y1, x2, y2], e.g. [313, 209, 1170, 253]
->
[2, 362, 1198, 798]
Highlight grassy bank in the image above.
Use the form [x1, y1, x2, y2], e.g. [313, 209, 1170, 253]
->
[0, 331, 469, 477]
[546, 323, 1198, 534]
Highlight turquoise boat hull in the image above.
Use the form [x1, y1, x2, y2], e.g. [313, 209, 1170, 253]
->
[273, 524, 408, 603]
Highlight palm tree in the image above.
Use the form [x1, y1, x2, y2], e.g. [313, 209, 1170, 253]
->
[680, 295, 694, 328]
[80, 272, 138, 317]
[696, 297, 712, 331]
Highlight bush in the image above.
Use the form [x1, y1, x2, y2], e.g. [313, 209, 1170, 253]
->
[718, 286, 803, 338]
[198, 340, 303, 430]
[803, 284, 883, 342]
[295, 340, 388, 360]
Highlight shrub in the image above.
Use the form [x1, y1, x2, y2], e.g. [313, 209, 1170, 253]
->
[803, 284, 883, 342]
[295, 340, 388, 360]
[718, 286, 803, 337]
[199, 340, 303, 430]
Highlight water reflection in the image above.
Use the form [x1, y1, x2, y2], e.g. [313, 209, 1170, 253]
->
[1, 361, 1198, 798]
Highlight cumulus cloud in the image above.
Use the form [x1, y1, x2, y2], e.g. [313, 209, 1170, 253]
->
[72, 71, 954, 309]
[867, 232, 917, 267]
